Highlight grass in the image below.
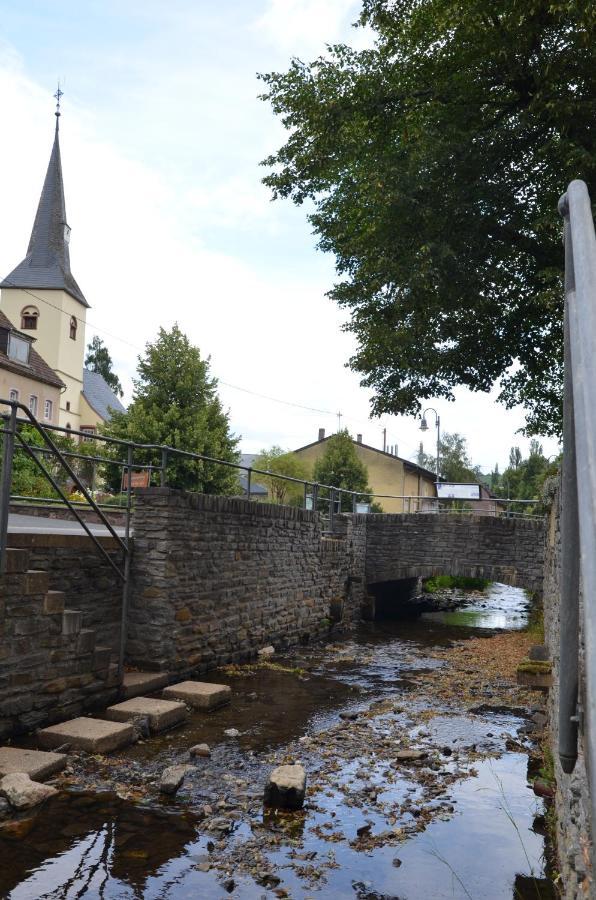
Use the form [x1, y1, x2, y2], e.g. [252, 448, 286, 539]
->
[423, 574, 490, 593]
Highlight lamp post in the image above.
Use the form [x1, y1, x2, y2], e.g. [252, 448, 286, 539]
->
[419, 408, 441, 481]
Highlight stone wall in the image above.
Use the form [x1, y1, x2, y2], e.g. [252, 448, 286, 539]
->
[543, 483, 593, 897]
[7, 533, 124, 655]
[0, 548, 118, 739]
[128, 489, 367, 673]
[365, 513, 546, 595]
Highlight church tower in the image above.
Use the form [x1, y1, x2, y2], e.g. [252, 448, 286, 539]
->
[0, 91, 88, 430]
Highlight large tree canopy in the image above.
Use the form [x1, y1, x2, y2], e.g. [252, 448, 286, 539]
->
[260, 0, 596, 436]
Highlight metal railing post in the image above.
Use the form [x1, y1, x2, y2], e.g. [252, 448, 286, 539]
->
[118, 444, 134, 681]
[313, 482, 319, 514]
[304, 481, 308, 509]
[329, 488, 335, 532]
[247, 468, 252, 501]
[0, 405, 17, 575]
[160, 448, 168, 487]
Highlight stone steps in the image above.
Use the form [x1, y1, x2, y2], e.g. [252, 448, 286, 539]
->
[102, 697, 187, 733]
[37, 717, 136, 753]
[122, 671, 170, 699]
[163, 680, 232, 710]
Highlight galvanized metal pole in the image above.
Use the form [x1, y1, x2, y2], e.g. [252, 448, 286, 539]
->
[559, 279, 580, 773]
[0, 405, 17, 575]
[329, 488, 335, 532]
[247, 468, 252, 502]
[563, 182, 596, 829]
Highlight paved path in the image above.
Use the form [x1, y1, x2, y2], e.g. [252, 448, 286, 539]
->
[7, 513, 126, 537]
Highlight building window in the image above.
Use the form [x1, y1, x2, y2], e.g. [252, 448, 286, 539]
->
[81, 426, 96, 442]
[44, 399, 53, 420]
[29, 395, 38, 416]
[69, 316, 77, 340]
[8, 333, 31, 364]
[21, 306, 39, 330]
[9, 389, 18, 402]
[66, 401, 71, 411]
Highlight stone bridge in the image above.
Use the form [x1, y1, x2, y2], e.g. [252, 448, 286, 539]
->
[365, 513, 546, 596]
[2, 489, 547, 737]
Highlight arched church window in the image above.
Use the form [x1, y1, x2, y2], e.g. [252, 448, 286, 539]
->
[21, 306, 39, 330]
[70, 316, 77, 340]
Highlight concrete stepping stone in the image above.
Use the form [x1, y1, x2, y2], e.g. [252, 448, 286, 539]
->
[38, 717, 135, 753]
[102, 697, 187, 733]
[0, 747, 66, 781]
[122, 671, 170, 700]
[162, 681, 231, 711]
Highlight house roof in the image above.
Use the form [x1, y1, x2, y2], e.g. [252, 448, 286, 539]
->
[82, 369, 126, 422]
[0, 309, 64, 390]
[293, 434, 439, 483]
[0, 115, 89, 308]
[238, 453, 267, 495]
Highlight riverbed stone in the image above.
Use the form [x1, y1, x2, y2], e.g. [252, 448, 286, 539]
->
[162, 681, 231, 710]
[264, 764, 306, 810]
[0, 772, 58, 810]
[102, 697, 187, 733]
[159, 764, 195, 795]
[189, 743, 211, 758]
[0, 747, 66, 781]
[38, 718, 135, 753]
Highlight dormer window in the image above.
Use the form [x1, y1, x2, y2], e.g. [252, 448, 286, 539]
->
[8, 333, 31, 364]
[63, 222, 71, 245]
[70, 316, 77, 340]
[21, 306, 39, 330]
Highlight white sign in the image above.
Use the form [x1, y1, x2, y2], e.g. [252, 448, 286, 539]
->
[436, 482, 481, 501]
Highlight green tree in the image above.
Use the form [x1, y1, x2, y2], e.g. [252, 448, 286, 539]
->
[85, 336, 124, 397]
[313, 430, 373, 511]
[253, 446, 311, 505]
[420, 432, 479, 483]
[260, 0, 596, 437]
[499, 442, 561, 504]
[105, 325, 239, 493]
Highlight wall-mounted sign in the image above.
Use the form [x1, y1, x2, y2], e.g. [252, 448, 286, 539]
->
[436, 482, 481, 500]
[121, 470, 151, 491]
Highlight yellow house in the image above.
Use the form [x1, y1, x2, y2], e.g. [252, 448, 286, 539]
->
[293, 429, 437, 513]
[0, 310, 63, 425]
[0, 101, 122, 435]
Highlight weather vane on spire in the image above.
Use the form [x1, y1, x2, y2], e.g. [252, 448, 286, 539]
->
[54, 83, 63, 118]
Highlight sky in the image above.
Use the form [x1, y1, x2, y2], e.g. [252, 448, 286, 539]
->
[0, 0, 561, 473]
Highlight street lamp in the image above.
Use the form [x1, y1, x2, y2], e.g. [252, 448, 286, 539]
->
[420, 407, 441, 481]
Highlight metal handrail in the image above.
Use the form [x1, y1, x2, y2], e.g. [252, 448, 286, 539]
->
[558, 181, 596, 847]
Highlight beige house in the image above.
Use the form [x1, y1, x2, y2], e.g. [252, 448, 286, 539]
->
[0, 104, 124, 435]
[0, 310, 63, 424]
[293, 429, 437, 513]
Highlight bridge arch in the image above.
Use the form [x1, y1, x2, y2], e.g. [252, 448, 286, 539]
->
[364, 513, 546, 604]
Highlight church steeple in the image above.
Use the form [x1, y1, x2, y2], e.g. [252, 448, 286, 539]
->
[0, 93, 89, 308]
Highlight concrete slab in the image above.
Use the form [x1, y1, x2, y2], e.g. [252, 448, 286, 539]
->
[102, 697, 187, 733]
[0, 747, 66, 781]
[162, 681, 231, 711]
[38, 717, 135, 753]
[122, 671, 170, 700]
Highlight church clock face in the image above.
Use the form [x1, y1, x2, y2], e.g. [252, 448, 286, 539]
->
[63, 223, 71, 244]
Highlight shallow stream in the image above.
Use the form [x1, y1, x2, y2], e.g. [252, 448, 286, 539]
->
[0, 583, 557, 899]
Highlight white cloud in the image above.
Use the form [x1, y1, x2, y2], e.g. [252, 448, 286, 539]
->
[254, 0, 362, 53]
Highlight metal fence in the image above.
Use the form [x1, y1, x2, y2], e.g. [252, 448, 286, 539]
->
[558, 179, 596, 855]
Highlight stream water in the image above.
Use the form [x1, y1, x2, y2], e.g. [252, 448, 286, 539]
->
[0, 583, 557, 899]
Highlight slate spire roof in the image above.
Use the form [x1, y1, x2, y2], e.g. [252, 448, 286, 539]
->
[0, 110, 89, 308]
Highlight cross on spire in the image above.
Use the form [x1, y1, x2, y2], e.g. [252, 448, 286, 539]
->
[54, 83, 63, 118]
